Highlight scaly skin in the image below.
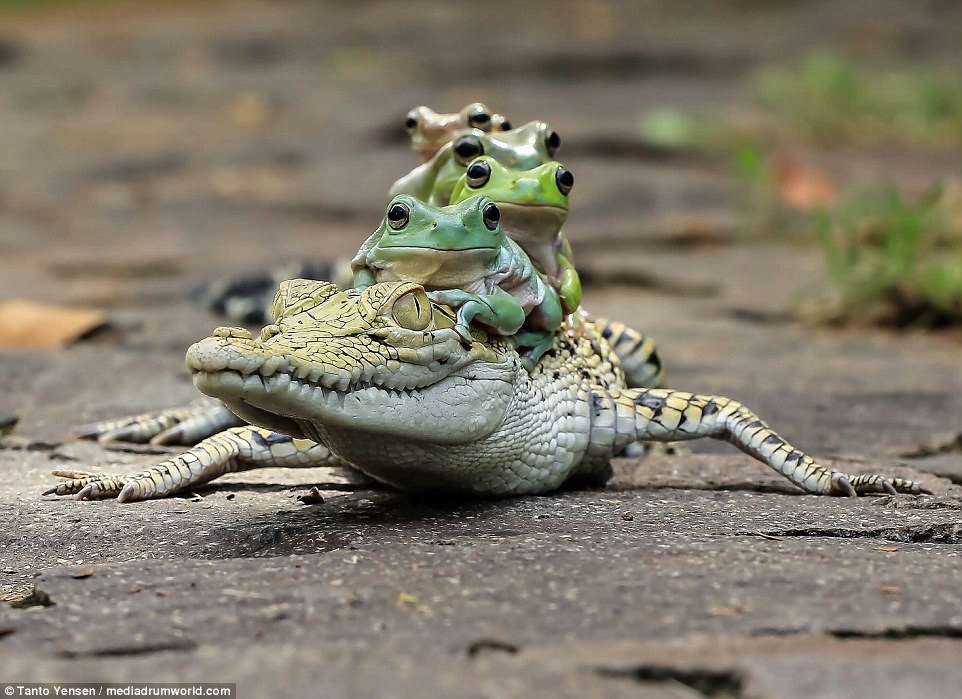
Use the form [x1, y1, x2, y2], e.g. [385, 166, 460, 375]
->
[47, 280, 929, 501]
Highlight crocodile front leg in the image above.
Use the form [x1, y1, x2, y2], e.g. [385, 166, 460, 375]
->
[593, 388, 929, 496]
[76, 398, 244, 446]
[46, 427, 344, 502]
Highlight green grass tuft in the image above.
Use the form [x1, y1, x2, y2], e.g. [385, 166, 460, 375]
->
[801, 184, 962, 326]
[756, 51, 962, 147]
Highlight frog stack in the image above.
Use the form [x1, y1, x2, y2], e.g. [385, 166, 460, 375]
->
[355, 102, 583, 366]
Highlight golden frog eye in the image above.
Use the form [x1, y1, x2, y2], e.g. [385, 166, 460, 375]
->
[453, 135, 484, 165]
[392, 289, 433, 331]
[556, 166, 574, 196]
[387, 202, 410, 230]
[465, 159, 491, 189]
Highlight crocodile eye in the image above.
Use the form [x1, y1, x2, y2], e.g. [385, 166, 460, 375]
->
[482, 202, 501, 230]
[392, 289, 432, 331]
[465, 160, 491, 189]
[546, 130, 561, 156]
[498, 119, 512, 131]
[453, 135, 484, 165]
[404, 111, 418, 134]
[555, 167, 574, 196]
[387, 202, 410, 230]
[467, 107, 492, 131]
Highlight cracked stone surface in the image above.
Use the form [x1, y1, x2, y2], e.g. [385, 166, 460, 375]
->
[1, 1, 962, 697]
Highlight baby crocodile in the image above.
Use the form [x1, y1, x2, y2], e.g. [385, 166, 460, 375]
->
[47, 280, 928, 501]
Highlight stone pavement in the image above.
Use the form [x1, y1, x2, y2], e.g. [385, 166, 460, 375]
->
[1, 1, 961, 697]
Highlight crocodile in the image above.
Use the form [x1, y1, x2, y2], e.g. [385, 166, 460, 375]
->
[47, 279, 928, 501]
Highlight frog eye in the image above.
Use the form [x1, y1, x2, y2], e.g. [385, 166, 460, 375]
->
[392, 289, 433, 331]
[466, 107, 492, 131]
[404, 111, 419, 134]
[482, 202, 501, 230]
[498, 119, 512, 131]
[465, 160, 491, 189]
[453, 135, 485, 165]
[546, 130, 561, 156]
[387, 202, 410, 230]
[555, 167, 574, 196]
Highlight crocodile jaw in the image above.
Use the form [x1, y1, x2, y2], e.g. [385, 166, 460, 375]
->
[187, 335, 517, 446]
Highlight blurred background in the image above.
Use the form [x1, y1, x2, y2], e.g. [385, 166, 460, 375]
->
[0, 0, 960, 446]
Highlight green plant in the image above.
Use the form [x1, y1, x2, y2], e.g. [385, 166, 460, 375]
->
[756, 51, 962, 147]
[802, 184, 962, 326]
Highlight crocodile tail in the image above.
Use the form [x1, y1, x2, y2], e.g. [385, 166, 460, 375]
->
[190, 258, 354, 325]
[592, 317, 664, 388]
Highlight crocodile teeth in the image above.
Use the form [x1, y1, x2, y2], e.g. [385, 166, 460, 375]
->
[242, 374, 264, 392]
[266, 372, 291, 394]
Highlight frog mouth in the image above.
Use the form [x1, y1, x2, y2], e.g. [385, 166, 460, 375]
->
[378, 246, 499, 254]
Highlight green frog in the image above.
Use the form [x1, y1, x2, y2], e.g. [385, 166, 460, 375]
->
[449, 155, 581, 315]
[388, 120, 562, 206]
[351, 194, 562, 358]
[405, 102, 511, 162]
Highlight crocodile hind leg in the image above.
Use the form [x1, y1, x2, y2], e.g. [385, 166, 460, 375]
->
[592, 387, 929, 496]
[45, 427, 345, 502]
[587, 318, 669, 457]
[75, 398, 245, 446]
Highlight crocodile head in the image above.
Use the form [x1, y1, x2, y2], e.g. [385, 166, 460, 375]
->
[186, 279, 518, 446]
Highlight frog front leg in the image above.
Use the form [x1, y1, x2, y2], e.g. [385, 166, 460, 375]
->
[388, 144, 451, 200]
[556, 251, 583, 316]
[427, 288, 526, 344]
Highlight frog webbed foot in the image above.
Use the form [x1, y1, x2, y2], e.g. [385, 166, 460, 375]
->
[510, 331, 555, 372]
[426, 290, 487, 345]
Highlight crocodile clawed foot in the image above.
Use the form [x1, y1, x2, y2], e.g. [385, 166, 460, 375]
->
[44, 470, 163, 502]
[830, 472, 929, 497]
[44, 471, 128, 499]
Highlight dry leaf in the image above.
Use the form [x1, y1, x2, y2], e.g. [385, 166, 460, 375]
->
[773, 157, 837, 211]
[0, 300, 105, 349]
[71, 567, 95, 579]
[880, 585, 902, 594]
[873, 545, 899, 552]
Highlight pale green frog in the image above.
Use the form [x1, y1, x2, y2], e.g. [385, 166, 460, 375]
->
[449, 155, 581, 316]
[351, 194, 562, 357]
[405, 102, 511, 162]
